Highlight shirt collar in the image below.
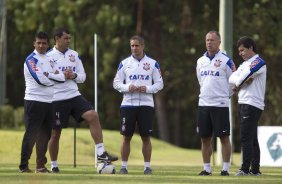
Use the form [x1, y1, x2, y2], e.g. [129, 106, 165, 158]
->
[34, 49, 46, 56]
[131, 53, 146, 61]
[54, 46, 69, 54]
[247, 54, 259, 62]
[204, 50, 220, 61]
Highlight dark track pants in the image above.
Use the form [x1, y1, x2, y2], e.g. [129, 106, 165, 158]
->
[19, 100, 53, 170]
[239, 104, 262, 173]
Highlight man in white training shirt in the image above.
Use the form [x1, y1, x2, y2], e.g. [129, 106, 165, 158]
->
[230, 36, 266, 176]
[19, 32, 65, 173]
[47, 27, 118, 173]
[196, 31, 236, 176]
[113, 35, 163, 174]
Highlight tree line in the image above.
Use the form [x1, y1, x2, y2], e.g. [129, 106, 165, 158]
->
[5, 0, 282, 151]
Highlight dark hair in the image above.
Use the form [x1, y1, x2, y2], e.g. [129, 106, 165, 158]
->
[130, 35, 145, 45]
[53, 27, 70, 39]
[35, 31, 49, 43]
[236, 36, 257, 53]
[207, 30, 221, 41]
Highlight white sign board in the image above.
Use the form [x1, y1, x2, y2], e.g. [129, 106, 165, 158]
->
[258, 126, 282, 166]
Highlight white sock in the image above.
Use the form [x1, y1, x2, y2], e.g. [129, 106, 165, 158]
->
[144, 162, 150, 170]
[96, 143, 105, 156]
[121, 161, 128, 168]
[51, 161, 58, 169]
[222, 162, 230, 171]
[204, 163, 211, 173]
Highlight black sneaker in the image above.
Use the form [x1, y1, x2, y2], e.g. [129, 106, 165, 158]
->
[220, 170, 229, 176]
[51, 167, 60, 173]
[97, 151, 118, 162]
[35, 167, 51, 173]
[119, 167, 128, 174]
[19, 167, 33, 173]
[144, 167, 152, 174]
[198, 170, 212, 176]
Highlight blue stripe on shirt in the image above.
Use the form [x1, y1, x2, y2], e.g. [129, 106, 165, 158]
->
[239, 57, 265, 87]
[226, 59, 236, 72]
[117, 63, 123, 71]
[155, 62, 160, 69]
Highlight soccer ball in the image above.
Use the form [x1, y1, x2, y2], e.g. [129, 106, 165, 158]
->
[97, 162, 116, 174]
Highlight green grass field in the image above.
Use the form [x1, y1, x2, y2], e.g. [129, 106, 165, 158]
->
[0, 128, 281, 184]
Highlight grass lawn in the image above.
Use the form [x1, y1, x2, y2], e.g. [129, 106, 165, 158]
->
[0, 128, 281, 184]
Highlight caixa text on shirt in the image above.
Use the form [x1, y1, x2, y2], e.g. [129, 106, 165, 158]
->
[200, 70, 220, 76]
[59, 66, 76, 72]
[129, 74, 150, 80]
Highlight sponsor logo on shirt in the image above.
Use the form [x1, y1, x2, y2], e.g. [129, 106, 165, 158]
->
[59, 66, 76, 72]
[200, 70, 220, 76]
[129, 74, 150, 80]
[28, 58, 38, 71]
[250, 59, 260, 69]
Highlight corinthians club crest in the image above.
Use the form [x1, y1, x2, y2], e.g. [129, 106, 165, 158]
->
[214, 59, 222, 67]
[49, 59, 57, 68]
[143, 62, 150, 71]
[69, 54, 76, 62]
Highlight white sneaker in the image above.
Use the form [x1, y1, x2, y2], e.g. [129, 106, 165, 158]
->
[235, 169, 249, 176]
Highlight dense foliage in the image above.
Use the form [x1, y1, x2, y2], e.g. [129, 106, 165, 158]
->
[4, 0, 282, 151]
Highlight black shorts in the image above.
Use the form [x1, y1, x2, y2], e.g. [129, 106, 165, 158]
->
[52, 95, 94, 129]
[120, 106, 154, 137]
[197, 106, 230, 138]
[24, 100, 53, 130]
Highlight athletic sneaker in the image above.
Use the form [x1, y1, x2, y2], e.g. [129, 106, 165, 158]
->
[198, 170, 212, 176]
[144, 167, 152, 174]
[97, 151, 118, 162]
[35, 167, 50, 173]
[119, 167, 128, 174]
[249, 170, 261, 176]
[19, 167, 33, 173]
[51, 167, 60, 173]
[235, 169, 249, 176]
[220, 170, 229, 176]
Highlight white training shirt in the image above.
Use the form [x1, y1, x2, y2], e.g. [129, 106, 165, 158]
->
[229, 54, 266, 110]
[196, 51, 236, 107]
[113, 55, 164, 107]
[47, 47, 86, 101]
[24, 50, 65, 103]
